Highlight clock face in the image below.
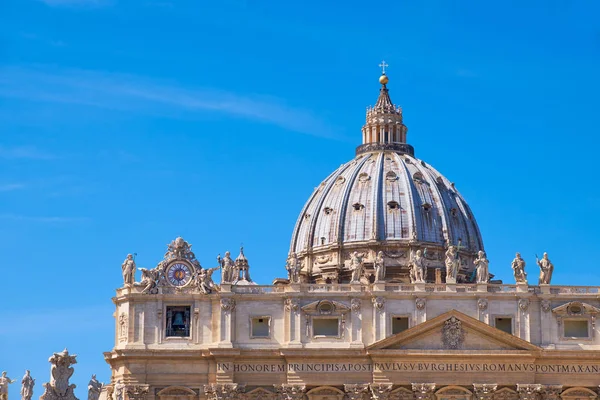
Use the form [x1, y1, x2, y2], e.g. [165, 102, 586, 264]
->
[166, 263, 193, 287]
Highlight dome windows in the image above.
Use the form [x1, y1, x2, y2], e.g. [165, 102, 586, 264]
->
[335, 176, 346, 186]
[352, 203, 365, 212]
[413, 172, 424, 182]
[388, 201, 400, 211]
[358, 172, 370, 182]
[385, 171, 397, 182]
[323, 207, 333, 215]
[422, 203, 432, 212]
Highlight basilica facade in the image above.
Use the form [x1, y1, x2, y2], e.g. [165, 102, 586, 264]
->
[104, 72, 600, 400]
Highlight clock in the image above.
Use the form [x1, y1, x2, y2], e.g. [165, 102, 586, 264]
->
[166, 262, 193, 287]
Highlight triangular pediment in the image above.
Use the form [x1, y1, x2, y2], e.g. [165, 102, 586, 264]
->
[368, 310, 541, 352]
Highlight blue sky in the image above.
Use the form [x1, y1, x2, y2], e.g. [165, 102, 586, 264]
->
[1, 0, 600, 396]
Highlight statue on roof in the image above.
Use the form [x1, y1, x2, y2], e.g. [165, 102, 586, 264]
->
[20, 370, 34, 400]
[349, 252, 364, 284]
[197, 266, 219, 294]
[136, 268, 159, 294]
[537, 252, 554, 285]
[0, 372, 16, 400]
[410, 249, 427, 283]
[217, 252, 235, 283]
[474, 251, 489, 283]
[445, 245, 459, 283]
[374, 251, 386, 282]
[511, 252, 527, 284]
[286, 252, 300, 283]
[121, 254, 136, 287]
[40, 349, 78, 400]
[87, 375, 102, 400]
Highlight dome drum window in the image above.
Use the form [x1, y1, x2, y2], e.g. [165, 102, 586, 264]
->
[323, 207, 333, 215]
[387, 201, 400, 211]
[352, 203, 365, 211]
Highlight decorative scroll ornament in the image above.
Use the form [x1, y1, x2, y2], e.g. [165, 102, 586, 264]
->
[220, 298, 236, 312]
[411, 383, 436, 400]
[477, 298, 488, 311]
[125, 385, 149, 400]
[40, 349, 78, 400]
[518, 298, 530, 312]
[473, 384, 497, 400]
[203, 384, 244, 400]
[275, 384, 306, 400]
[540, 385, 562, 400]
[516, 384, 541, 400]
[441, 317, 465, 349]
[351, 298, 361, 313]
[415, 298, 426, 311]
[284, 298, 299, 313]
[372, 296, 385, 311]
[314, 254, 333, 265]
[164, 237, 201, 267]
[370, 383, 393, 400]
[118, 313, 127, 339]
[344, 384, 369, 400]
[541, 300, 551, 313]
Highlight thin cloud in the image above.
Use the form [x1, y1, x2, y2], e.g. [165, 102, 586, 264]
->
[37, 0, 113, 7]
[0, 145, 56, 160]
[0, 66, 338, 139]
[0, 214, 90, 223]
[0, 183, 27, 192]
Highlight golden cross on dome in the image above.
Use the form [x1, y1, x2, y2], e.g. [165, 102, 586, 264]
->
[379, 60, 389, 74]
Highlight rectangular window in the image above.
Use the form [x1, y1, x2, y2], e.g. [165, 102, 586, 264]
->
[166, 306, 191, 337]
[313, 317, 339, 337]
[495, 317, 512, 335]
[564, 320, 589, 338]
[392, 317, 409, 334]
[251, 317, 271, 338]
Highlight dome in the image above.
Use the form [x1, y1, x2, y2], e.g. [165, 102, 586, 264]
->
[287, 72, 484, 284]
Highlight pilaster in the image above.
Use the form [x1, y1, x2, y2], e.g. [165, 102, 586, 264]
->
[285, 298, 301, 347]
[415, 298, 426, 324]
[219, 298, 235, 347]
[517, 298, 531, 341]
[477, 298, 489, 324]
[540, 299, 552, 346]
[372, 297, 386, 342]
[350, 298, 363, 347]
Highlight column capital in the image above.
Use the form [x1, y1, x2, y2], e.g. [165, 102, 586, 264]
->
[370, 383, 393, 400]
[412, 383, 436, 400]
[517, 384, 541, 400]
[125, 385, 150, 400]
[540, 385, 562, 400]
[275, 384, 306, 400]
[473, 384, 497, 400]
[344, 384, 370, 400]
[204, 383, 245, 400]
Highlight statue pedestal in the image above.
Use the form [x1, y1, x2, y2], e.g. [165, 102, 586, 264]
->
[446, 277, 456, 284]
[220, 283, 231, 293]
[350, 283, 362, 292]
[372, 282, 386, 292]
[414, 282, 426, 292]
[446, 283, 457, 293]
[285, 284, 301, 293]
[540, 284, 551, 294]
[516, 283, 529, 293]
[477, 283, 488, 292]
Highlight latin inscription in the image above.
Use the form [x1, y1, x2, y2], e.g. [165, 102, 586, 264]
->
[217, 362, 600, 374]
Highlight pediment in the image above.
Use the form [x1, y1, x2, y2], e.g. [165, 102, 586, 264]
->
[301, 300, 350, 314]
[552, 301, 600, 316]
[368, 310, 541, 352]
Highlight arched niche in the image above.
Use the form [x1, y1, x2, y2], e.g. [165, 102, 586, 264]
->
[435, 386, 472, 400]
[391, 387, 415, 400]
[245, 387, 276, 400]
[306, 386, 345, 400]
[561, 388, 597, 400]
[493, 388, 519, 400]
[156, 386, 197, 400]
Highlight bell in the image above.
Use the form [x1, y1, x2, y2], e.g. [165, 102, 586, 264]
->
[172, 312, 185, 327]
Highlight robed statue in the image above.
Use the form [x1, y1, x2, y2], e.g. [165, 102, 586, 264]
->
[474, 251, 489, 283]
[537, 252, 554, 285]
[349, 252, 364, 283]
[87, 375, 102, 400]
[445, 246, 459, 283]
[0, 372, 16, 400]
[20, 371, 34, 400]
[217, 252, 235, 283]
[121, 254, 136, 286]
[511, 252, 527, 284]
[409, 249, 427, 283]
[374, 251, 386, 282]
[285, 252, 300, 283]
